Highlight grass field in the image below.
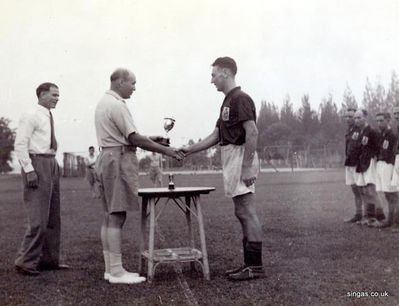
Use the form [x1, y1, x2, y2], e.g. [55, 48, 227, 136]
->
[1, 169, 399, 306]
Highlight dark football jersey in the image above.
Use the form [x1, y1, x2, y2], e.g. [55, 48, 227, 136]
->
[215, 87, 256, 146]
[356, 125, 380, 173]
[344, 125, 361, 167]
[377, 128, 397, 165]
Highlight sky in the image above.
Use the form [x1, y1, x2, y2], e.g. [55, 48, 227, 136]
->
[1, 0, 399, 162]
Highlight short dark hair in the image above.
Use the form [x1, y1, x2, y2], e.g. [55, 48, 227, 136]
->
[212, 57, 237, 75]
[89, 146, 95, 150]
[36, 82, 58, 98]
[110, 68, 130, 82]
[376, 112, 391, 119]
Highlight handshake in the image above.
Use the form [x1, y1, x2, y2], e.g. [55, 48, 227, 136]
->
[150, 136, 191, 161]
[167, 147, 188, 161]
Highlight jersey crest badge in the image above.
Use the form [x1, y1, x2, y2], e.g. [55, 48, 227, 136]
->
[352, 132, 359, 140]
[222, 107, 230, 121]
[361, 136, 368, 145]
[383, 140, 389, 150]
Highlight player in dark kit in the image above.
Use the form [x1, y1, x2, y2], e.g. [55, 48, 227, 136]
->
[180, 57, 264, 281]
[374, 112, 399, 228]
[343, 108, 363, 223]
[354, 109, 385, 226]
[389, 106, 399, 231]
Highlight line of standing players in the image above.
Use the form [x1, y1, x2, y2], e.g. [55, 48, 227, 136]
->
[345, 107, 399, 230]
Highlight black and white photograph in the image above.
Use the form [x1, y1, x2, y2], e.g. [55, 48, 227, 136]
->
[1, 0, 399, 305]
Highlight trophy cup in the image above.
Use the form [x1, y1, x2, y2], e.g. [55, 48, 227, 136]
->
[168, 173, 175, 190]
[162, 117, 175, 146]
[164, 117, 176, 190]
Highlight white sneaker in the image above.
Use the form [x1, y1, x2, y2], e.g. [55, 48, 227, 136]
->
[104, 272, 139, 280]
[108, 273, 146, 284]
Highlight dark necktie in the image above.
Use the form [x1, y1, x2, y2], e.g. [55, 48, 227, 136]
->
[49, 111, 57, 151]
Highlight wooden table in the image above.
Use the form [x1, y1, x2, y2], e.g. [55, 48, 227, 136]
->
[138, 187, 215, 282]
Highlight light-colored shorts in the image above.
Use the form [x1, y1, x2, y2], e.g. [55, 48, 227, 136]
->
[345, 166, 357, 185]
[221, 144, 259, 198]
[355, 158, 377, 187]
[391, 155, 399, 187]
[376, 161, 399, 192]
[149, 166, 162, 183]
[96, 148, 139, 213]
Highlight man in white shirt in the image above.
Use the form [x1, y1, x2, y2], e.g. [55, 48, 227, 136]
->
[95, 68, 183, 284]
[14, 82, 69, 276]
[148, 152, 163, 187]
[84, 146, 98, 198]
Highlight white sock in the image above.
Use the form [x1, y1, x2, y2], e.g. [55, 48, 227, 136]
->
[103, 250, 110, 274]
[109, 252, 124, 277]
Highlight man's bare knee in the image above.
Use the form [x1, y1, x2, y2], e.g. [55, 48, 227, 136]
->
[361, 184, 377, 199]
[351, 184, 361, 197]
[233, 193, 258, 221]
[108, 212, 127, 228]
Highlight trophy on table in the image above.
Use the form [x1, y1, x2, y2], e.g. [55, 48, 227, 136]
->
[168, 173, 175, 190]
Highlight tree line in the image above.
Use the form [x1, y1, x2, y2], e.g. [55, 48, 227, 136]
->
[159, 71, 399, 170]
[255, 71, 399, 159]
[2, 71, 399, 173]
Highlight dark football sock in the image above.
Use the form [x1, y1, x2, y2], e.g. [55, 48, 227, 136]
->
[243, 237, 248, 266]
[375, 207, 385, 221]
[246, 241, 263, 267]
[366, 203, 375, 218]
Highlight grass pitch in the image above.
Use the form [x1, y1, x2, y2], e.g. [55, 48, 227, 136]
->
[1, 169, 398, 305]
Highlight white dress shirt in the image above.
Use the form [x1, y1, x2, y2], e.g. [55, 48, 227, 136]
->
[14, 104, 57, 172]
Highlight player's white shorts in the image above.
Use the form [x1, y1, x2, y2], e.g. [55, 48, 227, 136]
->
[221, 144, 259, 198]
[376, 161, 399, 192]
[391, 155, 399, 187]
[355, 158, 377, 187]
[345, 166, 357, 185]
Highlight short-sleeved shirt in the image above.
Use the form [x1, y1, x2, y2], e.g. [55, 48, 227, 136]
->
[344, 125, 361, 167]
[377, 128, 397, 165]
[215, 87, 256, 146]
[95, 90, 138, 147]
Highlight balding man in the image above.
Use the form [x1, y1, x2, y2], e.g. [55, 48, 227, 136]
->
[95, 68, 183, 284]
[354, 109, 385, 227]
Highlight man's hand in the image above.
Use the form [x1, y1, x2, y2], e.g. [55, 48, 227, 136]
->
[166, 147, 185, 161]
[26, 171, 39, 188]
[241, 166, 257, 187]
[177, 146, 191, 156]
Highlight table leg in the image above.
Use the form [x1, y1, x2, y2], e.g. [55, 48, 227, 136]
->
[194, 195, 210, 280]
[139, 197, 148, 274]
[185, 196, 195, 271]
[148, 197, 156, 282]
